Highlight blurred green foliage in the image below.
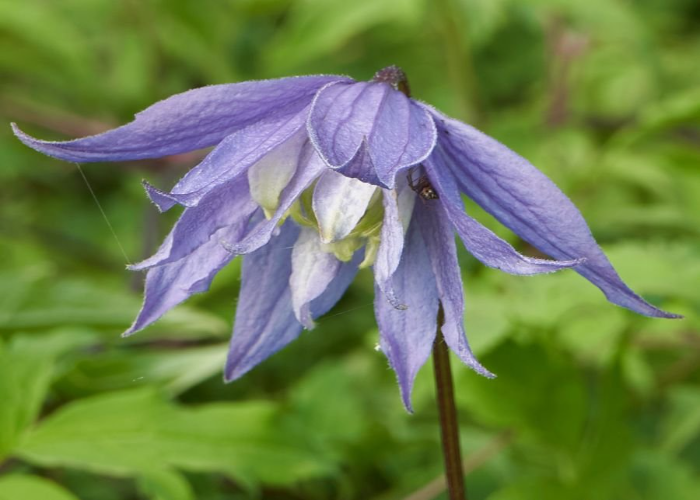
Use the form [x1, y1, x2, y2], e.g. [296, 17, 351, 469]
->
[1, 0, 698, 498]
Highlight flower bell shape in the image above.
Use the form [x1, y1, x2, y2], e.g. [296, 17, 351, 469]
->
[12, 66, 679, 411]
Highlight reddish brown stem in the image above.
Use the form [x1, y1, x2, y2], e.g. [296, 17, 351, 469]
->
[432, 307, 466, 500]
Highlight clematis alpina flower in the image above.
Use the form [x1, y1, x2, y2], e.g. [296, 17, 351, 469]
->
[12, 66, 678, 410]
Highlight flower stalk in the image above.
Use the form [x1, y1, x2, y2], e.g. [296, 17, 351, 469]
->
[432, 306, 467, 500]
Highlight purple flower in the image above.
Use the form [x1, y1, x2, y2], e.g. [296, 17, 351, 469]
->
[12, 66, 678, 410]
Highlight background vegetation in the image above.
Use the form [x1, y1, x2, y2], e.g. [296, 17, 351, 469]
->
[1, 0, 698, 498]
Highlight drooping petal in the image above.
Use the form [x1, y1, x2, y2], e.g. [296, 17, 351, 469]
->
[124, 215, 256, 335]
[129, 177, 258, 271]
[312, 170, 377, 243]
[224, 220, 302, 381]
[424, 154, 585, 275]
[375, 213, 439, 411]
[307, 81, 437, 188]
[11, 75, 349, 163]
[415, 205, 494, 378]
[147, 113, 309, 211]
[143, 182, 180, 213]
[427, 105, 679, 318]
[226, 143, 326, 255]
[290, 228, 343, 328]
[374, 176, 416, 309]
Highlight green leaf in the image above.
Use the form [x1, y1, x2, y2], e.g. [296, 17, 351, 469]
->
[462, 288, 514, 355]
[159, 402, 336, 486]
[620, 348, 655, 396]
[603, 243, 700, 304]
[499, 271, 603, 329]
[495, 241, 689, 334]
[660, 386, 700, 455]
[603, 150, 675, 199]
[265, 0, 424, 70]
[0, 0, 93, 82]
[622, 87, 700, 143]
[627, 452, 700, 500]
[557, 306, 627, 366]
[0, 331, 90, 458]
[286, 361, 365, 451]
[17, 388, 170, 474]
[486, 365, 639, 500]
[453, 0, 509, 47]
[0, 269, 228, 340]
[137, 469, 194, 500]
[455, 340, 587, 452]
[574, 367, 636, 498]
[488, 478, 568, 500]
[64, 343, 227, 396]
[0, 474, 79, 500]
[18, 388, 335, 486]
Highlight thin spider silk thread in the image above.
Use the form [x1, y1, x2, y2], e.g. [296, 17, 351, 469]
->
[73, 162, 132, 266]
[74, 163, 371, 317]
[324, 301, 373, 319]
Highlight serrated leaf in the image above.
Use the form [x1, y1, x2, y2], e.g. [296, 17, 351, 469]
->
[18, 388, 335, 486]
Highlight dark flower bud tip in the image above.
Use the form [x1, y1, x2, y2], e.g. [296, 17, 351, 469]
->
[373, 65, 411, 97]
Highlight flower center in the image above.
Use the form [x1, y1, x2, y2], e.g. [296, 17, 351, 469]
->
[280, 66, 422, 267]
[372, 65, 411, 97]
[288, 183, 385, 266]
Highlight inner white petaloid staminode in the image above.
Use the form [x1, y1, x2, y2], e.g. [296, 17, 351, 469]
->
[246, 128, 416, 267]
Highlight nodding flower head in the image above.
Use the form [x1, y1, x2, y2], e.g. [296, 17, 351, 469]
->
[12, 66, 680, 411]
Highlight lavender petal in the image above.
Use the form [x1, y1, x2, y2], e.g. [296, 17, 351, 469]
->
[428, 105, 679, 318]
[424, 153, 585, 275]
[308, 81, 437, 188]
[123, 216, 254, 335]
[375, 214, 439, 412]
[224, 220, 302, 381]
[415, 205, 494, 378]
[12, 75, 348, 162]
[149, 115, 309, 211]
[129, 178, 258, 271]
